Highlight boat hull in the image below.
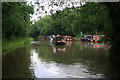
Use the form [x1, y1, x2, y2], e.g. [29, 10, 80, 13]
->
[55, 42, 66, 45]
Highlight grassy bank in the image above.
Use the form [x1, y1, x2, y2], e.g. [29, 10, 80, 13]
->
[2, 37, 33, 53]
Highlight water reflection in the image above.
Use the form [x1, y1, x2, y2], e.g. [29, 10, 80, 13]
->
[2, 44, 33, 78]
[66, 41, 72, 47]
[52, 46, 66, 54]
[30, 49, 62, 78]
[29, 41, 108, 78]
[30, 47, 104, 78]
[75, 41, 106, 49]
[2, 41, 120, 78]
[51, 41, 71, 54]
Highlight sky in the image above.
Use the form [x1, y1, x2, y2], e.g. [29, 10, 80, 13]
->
[27, 0, 86, 23]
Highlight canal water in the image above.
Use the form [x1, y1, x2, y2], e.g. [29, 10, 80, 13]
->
[2, 41, 120, 78]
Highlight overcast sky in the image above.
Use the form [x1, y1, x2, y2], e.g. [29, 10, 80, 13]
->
[27, 0, 86, 23]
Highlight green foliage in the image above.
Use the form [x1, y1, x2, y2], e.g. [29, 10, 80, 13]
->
[2, 2, 34, 40]
[30, 15, 53, 37]
[103, 2, 120, 61]
[76, 34, 83, 38]
[31, 2, 108, 38]
[2, 37, 33, 53]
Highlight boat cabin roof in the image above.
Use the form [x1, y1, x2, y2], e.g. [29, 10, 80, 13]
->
[56, 36, 64, 41]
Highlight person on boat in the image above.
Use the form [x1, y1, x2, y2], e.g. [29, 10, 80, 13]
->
[56, 34, 60, 37]
[53, 34, 56, 41]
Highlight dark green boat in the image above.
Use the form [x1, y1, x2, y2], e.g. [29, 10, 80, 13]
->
[54, 36, 66, 45]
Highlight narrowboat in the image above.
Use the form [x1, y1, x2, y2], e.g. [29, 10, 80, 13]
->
[66, 36, 72, 41]
[81, 35, 90, 41]
[55, 36, 66, 45]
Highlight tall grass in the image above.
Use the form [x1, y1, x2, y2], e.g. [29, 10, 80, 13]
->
[2, 37, 33, 53]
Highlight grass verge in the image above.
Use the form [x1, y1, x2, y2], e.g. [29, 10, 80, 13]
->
[2, 37, 33, 53]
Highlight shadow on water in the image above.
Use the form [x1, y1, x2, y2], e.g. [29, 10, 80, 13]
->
[2, 40, 120, 78]
[2, 44, 34, 78]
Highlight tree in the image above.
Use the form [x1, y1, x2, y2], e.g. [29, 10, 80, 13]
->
[31, 2, 108, 37]
[2, 2, 34, 40]
[103, 2, 120, 62]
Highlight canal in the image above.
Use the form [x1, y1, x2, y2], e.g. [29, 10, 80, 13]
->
[2, 41, 120, 78]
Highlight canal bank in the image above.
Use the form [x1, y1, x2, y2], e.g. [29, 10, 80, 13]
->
[2, 37, 33, 54]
